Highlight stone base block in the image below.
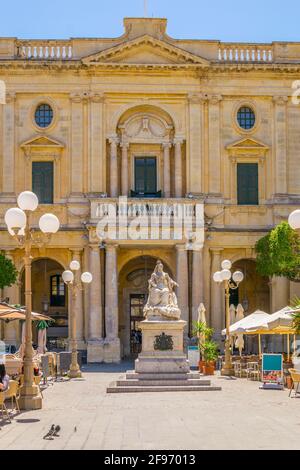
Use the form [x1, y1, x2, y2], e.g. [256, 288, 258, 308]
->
[135, 355, 190, 374]
[87, 340, 104, 363]
[103, 338, 121, 363]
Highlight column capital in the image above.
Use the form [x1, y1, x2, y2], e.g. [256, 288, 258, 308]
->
[208, 94, 223, 104]
[210, 247, 223, 255]
[188, 93, 208, 104]
[6, 92, 16, 103]
[70, 92, 84, 103]
[108, 135, 119, 146]
[89, 243, 100, 251]
[106, 242, 118, 252]
[273, 95, 288, 105]
[120, 141, 129, 149]
[162, 141, 172, 149]
[90, 92, 104, 103]
[175, 243, 187, 252]
[173, 136, 184, 145]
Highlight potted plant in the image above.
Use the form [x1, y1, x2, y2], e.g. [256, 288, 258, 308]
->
[192, 322, 213, 373]
[201, 340, 219, 375]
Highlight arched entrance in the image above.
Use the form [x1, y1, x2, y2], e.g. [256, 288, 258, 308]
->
[21, 258, 68, 350]
[231, 259, 270, 314]
[118, 255, 173, 358]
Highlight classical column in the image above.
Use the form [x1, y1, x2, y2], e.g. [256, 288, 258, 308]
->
[208, 95, 222, 196]
[3, 251, 18, 346]
[176, 244, 189, 328]
[2, 93, 16, 201]
[192, 246, 204, 325]
[70, 249, 84, 348]
[120, 142, 129, 196]
[88, 245, 103, 340]
[109, 136, 119, 197]
[174, 138, 183, 198]
[105, 244, 119, 340]
[273, 96, 288, 197]
[89, 93, 104, 193]
[163, 142, 171, 198]
[270, 276, 290, 313]
[210, 248, 224, 334]
[188, 94, 205, 195]
[70, 93, 84, 199]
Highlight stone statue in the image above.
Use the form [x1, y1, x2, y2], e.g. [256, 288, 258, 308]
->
[143, 260, 181, 321]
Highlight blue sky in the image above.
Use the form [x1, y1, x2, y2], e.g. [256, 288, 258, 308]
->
[1, 0, 299, 42]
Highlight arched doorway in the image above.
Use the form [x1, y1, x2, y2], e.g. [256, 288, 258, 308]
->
[21, 258, 68, 350]
[231, 259, 270, 314]
[118, 255, 173, 358]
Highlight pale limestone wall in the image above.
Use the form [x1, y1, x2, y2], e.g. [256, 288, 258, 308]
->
[0, 17, 300, 360]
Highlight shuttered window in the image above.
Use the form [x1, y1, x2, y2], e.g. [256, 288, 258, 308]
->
[32, 161, 54, 204]
[134, 157, 157, 196]
[237, 163, 259, 205]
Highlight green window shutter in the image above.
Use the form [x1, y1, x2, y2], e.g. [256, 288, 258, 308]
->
[32, 161, 54, 204]
[134, 157, 157, 195]
[237, 163, 258, 205]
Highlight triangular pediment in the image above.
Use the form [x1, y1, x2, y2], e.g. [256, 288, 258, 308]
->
[21, 136, 64, 148]
[82, 35, 209, 66]
[227, 138, 269, 151]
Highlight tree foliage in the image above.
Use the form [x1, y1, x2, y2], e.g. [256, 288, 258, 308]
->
[0, 253, 18, 290]
[255, 222, 300, 282]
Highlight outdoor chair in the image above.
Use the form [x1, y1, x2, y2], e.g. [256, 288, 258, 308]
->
[246, 362, 260, 380]
[4, 380, 20, 413]
[0, 391, 11, 422]
[288, 369, 300, 397]
[233, 362, 242, 378]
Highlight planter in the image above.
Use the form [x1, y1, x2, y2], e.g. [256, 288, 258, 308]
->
[198, 360, 205, 373]
[203, 361, 215, 376]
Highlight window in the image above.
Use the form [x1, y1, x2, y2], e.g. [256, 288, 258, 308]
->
[50, 274, 65, 307]
[237, 106, 255, 130]
[237, 163, 259, 205]
[35, 103, 53, 128]
[32, 161, 54, 204]
[134, 157, 158, 196]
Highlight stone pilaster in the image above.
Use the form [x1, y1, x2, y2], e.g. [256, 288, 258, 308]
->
[187, 94, 205, 195]
[210, 248, 224, 336]
[3, 251, 19, 347]
[69, 93, 84, 199]
[89, 93, 104, 194]
[120, 142, 129, 196]
[87, 245, 104, 362]
[192, 246, 204, 325]
[174, 138, 183, 198]
[70, 249, 85, 349]
[109, 136, 119, 198]
[176, 244, 189, 332]
[2, 93, 16, 201]
[208, 95, 222, 196]
[163, 142, 171, 198]
[104, 243, 120, 362]
[273, 96, 288, 197]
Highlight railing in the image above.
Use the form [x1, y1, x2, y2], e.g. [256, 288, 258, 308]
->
[16, 41, 73, 59]
[218, 44, 273, 63]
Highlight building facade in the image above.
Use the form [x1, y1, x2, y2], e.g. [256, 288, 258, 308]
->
[0, 17, 300, 361]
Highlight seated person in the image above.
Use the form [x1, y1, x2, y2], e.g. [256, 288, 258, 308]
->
[0, 364, 9, 392]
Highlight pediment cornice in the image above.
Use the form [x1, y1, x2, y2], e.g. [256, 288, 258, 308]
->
[21, 135, 64, 148]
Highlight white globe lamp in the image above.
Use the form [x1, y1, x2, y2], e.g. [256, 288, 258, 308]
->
[288, 210, 300, 230]
[39, 213, 60, 234]
[221, 269, 232, 281]
[81, 272, 93, 284]
[5, 208, 26, 231]
[213, 271, 222, 283]
[62, 270, 74, 284]
[233, 271, 244, 284]
[17, 191, 38, 212]
[70, 260, 80, 271]
[221, 259, 232, 270]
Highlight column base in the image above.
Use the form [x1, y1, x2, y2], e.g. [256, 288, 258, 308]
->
[104, 338, 121, 363]
[19, 385, 42, 410]
[68, 368, 82, 379]
[87, 339, 104, 363]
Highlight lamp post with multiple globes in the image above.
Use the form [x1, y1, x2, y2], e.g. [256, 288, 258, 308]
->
[5, 191, 60, 410]
[288, 209, 300, 232]
[62, 261, 92, 378]
[213, 260, 244, 376]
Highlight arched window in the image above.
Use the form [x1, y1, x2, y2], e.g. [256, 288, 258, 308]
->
[237, 106, 255, 130]
[35, 103, 53, 128]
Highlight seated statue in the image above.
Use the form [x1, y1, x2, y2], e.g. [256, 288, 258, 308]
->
[143, 260, 181, 321]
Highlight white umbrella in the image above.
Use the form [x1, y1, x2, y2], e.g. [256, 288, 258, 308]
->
[37, 321, 48, 354]
[235, 333, 245, 356]
[229, 304, 236, 325]
[236, 304, 245, 322]
[222, 309, 270, 336]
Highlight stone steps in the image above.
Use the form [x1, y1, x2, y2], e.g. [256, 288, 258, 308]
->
[107, 384, 222, 393]
[125, 371, 201, 380]
[116, 378, 210, 387]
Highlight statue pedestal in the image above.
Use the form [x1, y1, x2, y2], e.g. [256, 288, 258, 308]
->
[135, 319, 190, 374]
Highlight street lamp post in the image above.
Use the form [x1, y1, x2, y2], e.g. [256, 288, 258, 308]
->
[62, 261, 92, 378]
[213, 260, 244, 377]
[288, 210, 300, 232]
[5, 191, 60, 410]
